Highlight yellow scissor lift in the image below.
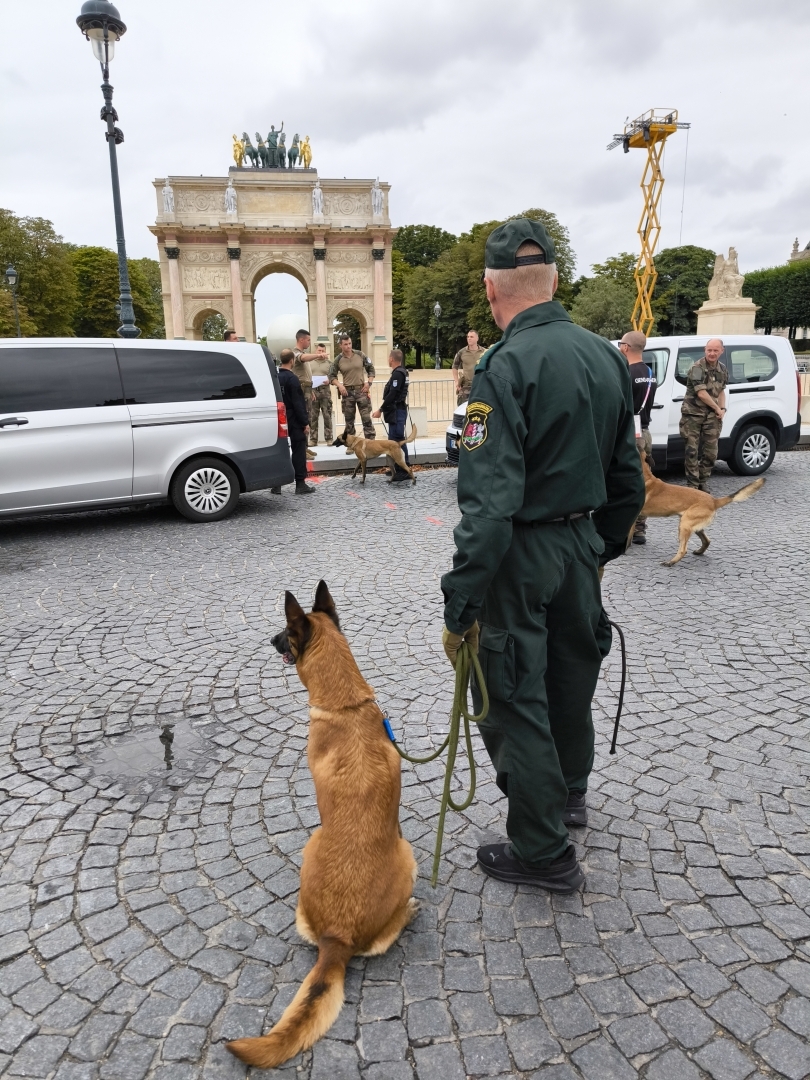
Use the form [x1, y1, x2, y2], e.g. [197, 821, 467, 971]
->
[608, 109, 690, 335]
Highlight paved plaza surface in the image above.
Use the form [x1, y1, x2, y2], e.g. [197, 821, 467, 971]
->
[1, 455, 810, 1080]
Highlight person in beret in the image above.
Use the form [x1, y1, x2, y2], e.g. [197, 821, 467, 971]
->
[441, 218, 644, 892]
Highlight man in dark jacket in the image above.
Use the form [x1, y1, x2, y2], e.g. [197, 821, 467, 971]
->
[372, 349, 411, 481]
[272, 349, 315, 496]
[441, 219, 644, 892]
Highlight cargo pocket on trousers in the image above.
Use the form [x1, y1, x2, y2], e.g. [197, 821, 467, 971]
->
[477, 624, 516, 702]
[596, 608, 613, 659]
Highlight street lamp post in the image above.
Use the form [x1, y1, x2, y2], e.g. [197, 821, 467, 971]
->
[5, 266, 21, 337]
[76, 0, 140, 338]
[433, 301, 441, 370]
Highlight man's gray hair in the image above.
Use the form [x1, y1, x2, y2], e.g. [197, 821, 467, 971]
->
[485, 240, 557, 302]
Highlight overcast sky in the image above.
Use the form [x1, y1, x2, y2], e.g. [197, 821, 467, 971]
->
[2, 0, 809, 327]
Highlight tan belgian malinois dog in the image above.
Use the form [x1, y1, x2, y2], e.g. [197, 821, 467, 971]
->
[638, 455, 764, 566]
[226, 581, 418, 1070]
[333, 425, 418, 484]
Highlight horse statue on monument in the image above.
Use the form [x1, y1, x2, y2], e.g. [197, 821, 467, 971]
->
[241, 133, 260, 168]
[288, 134, 300, 168]
[255, 133, 270, 168]
[276, 132, 287, 168]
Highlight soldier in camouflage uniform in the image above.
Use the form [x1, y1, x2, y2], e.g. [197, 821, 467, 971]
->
[308, 343, 334, 444]
[329, 333, 376, 438]
[679, 339, 728, 490]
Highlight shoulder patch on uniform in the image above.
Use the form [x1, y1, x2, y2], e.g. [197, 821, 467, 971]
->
[461, 402, 492, 452]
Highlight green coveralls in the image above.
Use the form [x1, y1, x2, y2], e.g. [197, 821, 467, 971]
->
[441, 302, 645, 866]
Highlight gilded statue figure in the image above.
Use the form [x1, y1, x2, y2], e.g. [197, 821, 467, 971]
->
[232, 134, 245, 169]
[300, 135, 312, 169]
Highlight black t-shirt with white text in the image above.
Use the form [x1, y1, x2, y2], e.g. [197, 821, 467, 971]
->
[628, 361, 657, 429]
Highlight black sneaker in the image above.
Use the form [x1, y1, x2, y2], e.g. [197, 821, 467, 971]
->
[563, 791, 587, 827]
[632, 534, 647, 545]
[476, 842, 584, 892]
[295, 482, 315, 495]
[270, 487, 282, 495]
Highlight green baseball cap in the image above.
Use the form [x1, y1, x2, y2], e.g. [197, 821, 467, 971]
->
[484, 218, 556, 269]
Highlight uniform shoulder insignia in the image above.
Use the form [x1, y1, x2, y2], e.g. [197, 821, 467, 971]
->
[461, 402, 492, 452]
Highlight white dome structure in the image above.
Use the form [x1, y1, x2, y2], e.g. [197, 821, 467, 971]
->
[266, 314, 309, 359]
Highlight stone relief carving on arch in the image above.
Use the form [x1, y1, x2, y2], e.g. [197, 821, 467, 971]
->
[322, 192, 372, 218]
[182, 265, 232, 291]
[326, 250, 370, 264]
[327, 297, 373, 328]
[326, 267, 372, 292]
[182, 250, 226, 264]
[175, 189, 227, 214]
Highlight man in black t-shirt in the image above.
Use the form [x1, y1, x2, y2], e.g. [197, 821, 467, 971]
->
[618, 331, 656, 545]
[372, 349, 411, 481]
[272, 349, 315, 496]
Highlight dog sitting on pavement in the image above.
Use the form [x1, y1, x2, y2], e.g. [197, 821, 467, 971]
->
[226, 581, 418, 1071]
[332, 425, 417, 484]
[637, 454, 764, 567]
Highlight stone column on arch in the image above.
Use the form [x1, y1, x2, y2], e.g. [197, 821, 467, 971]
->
[163, 240, 185, 340]
[313, 238, 328, 345]
[371, 240, 386, 342]
[226, 240, 246, 340]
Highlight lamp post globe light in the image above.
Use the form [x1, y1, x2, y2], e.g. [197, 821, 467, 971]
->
[5, 265, 21, 337]
[76, 0, 140, 338]
[433, 301, 441, 370]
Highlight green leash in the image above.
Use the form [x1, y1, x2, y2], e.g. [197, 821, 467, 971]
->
[382, 642, 489, 887]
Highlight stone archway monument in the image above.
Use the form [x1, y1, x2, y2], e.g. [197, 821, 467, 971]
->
[149, 171, 394, 363]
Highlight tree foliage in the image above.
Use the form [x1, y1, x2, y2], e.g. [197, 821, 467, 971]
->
[70, 247, 164, 338]
[201, 313, 229, 341]
[393, 224, 457, 268]
[0, 290, 38, 337]
[651, 245, 716, 336]
[0, 209, 77, 336]
[570, 278, 635, 339]
[129, 257, 165, 339]
[591, 252, 636, 288]
[743, 260, 810, 335]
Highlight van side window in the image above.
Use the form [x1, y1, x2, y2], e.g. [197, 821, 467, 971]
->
[675, 345, 778, 386]
[117, 349, 256, 405]
[0, 347, 124, 412]
[642, 348, 669, 384]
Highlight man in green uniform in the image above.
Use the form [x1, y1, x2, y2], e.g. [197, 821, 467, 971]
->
[441, 219, 645, 892]
[329, 333, 376, 438]
[680, 338, 728, 491]
[452, 330, 487, 405]
[308, 342, 334, 445]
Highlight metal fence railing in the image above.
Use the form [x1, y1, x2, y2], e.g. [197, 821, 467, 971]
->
[326, 379, 456, 425]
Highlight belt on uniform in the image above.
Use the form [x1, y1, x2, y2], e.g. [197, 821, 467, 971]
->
[516, 511, 592, 526]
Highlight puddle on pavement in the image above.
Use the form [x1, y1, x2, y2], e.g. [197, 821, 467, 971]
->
[81, 719, 209, 777]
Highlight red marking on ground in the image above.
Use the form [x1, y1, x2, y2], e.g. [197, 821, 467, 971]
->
[384, 502, 397, 510]
[308, 476, 326, 484]
[347, 491, 361, 498]
[306, 461, 315, 472]
[425, 517, 444, 525]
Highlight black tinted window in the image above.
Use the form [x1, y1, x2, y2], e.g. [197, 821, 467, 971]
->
[0, 347, 124, 412]
[117, 349, 256, 404]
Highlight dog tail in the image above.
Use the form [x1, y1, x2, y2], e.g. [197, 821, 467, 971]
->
[713, 476, 765, 509]
[400, 423, 417, 445]
[227, 936, 352, 1069]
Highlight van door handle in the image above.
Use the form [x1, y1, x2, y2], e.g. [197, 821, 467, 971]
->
[672, 396, 684, 402]
[0, 416, 28, 428]
[651, 404, 664, 409]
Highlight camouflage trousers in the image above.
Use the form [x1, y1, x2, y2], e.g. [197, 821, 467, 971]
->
[634, 427, 654, 535]
[457, 386, 471, 406]
[341, 386, 375, 438]
[309, 385, 333, 444]
[680, 410, 722, 486]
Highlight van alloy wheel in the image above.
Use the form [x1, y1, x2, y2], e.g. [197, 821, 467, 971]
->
[741, 431, 771, 471]
[184, 467, 232, 514]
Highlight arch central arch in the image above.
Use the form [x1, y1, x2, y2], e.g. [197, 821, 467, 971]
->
[150, 169, 395, 366]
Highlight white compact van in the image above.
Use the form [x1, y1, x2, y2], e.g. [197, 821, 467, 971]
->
[637, 335, 800, 473]
[446, 334, 800, 474]
[0, 339, 294, 521]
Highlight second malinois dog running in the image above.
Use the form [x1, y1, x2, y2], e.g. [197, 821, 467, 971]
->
[333, 425, 418, 484]
[638, 455, 764, 566]
[226, 581, 418, 1071]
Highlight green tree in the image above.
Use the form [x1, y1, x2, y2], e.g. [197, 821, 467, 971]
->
[69, 247, 163, 338]
[201, 313, 228, 340]
[591, 252, 636, 288]
[334, 312, 362, 349]
[570, 278, 635, 339]
[0, 289, 38, 337]
[651, 245, 716, 335]
[393, 224, 457, 268]
[744, 260, 810, 336]
[0, 209, 77, 336]
[129, 257, 165, 339]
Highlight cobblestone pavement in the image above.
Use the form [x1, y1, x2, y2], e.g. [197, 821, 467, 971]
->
[1, 456, 809, 1080]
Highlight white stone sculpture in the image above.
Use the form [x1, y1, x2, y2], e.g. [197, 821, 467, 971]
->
[162, 181, 174, 215]
[371, 178, 383, 218]
[312, 180, 324, 217]
[225, 179, 237, 215]
[707, 246, 745, 301]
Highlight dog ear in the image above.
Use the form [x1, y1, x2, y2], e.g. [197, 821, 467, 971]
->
[284, 591, 312, 653]
[312, 580, 340, 629]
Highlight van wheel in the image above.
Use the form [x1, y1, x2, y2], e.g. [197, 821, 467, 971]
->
[171, 457, 240, 521]
[728, 424, 776, 475]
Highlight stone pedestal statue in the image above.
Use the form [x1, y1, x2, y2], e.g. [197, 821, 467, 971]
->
[696, 247, 758, 335]
[225, 179, 237, 216]
[162, 181, 174, 215]
[371, 178, 383, 219]
[312, 180, 324, 218]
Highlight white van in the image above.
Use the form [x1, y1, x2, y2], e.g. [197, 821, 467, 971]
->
[446, 334, 800, 474]
[0, 339, 294, 521]
[637, 335, 799, 473]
